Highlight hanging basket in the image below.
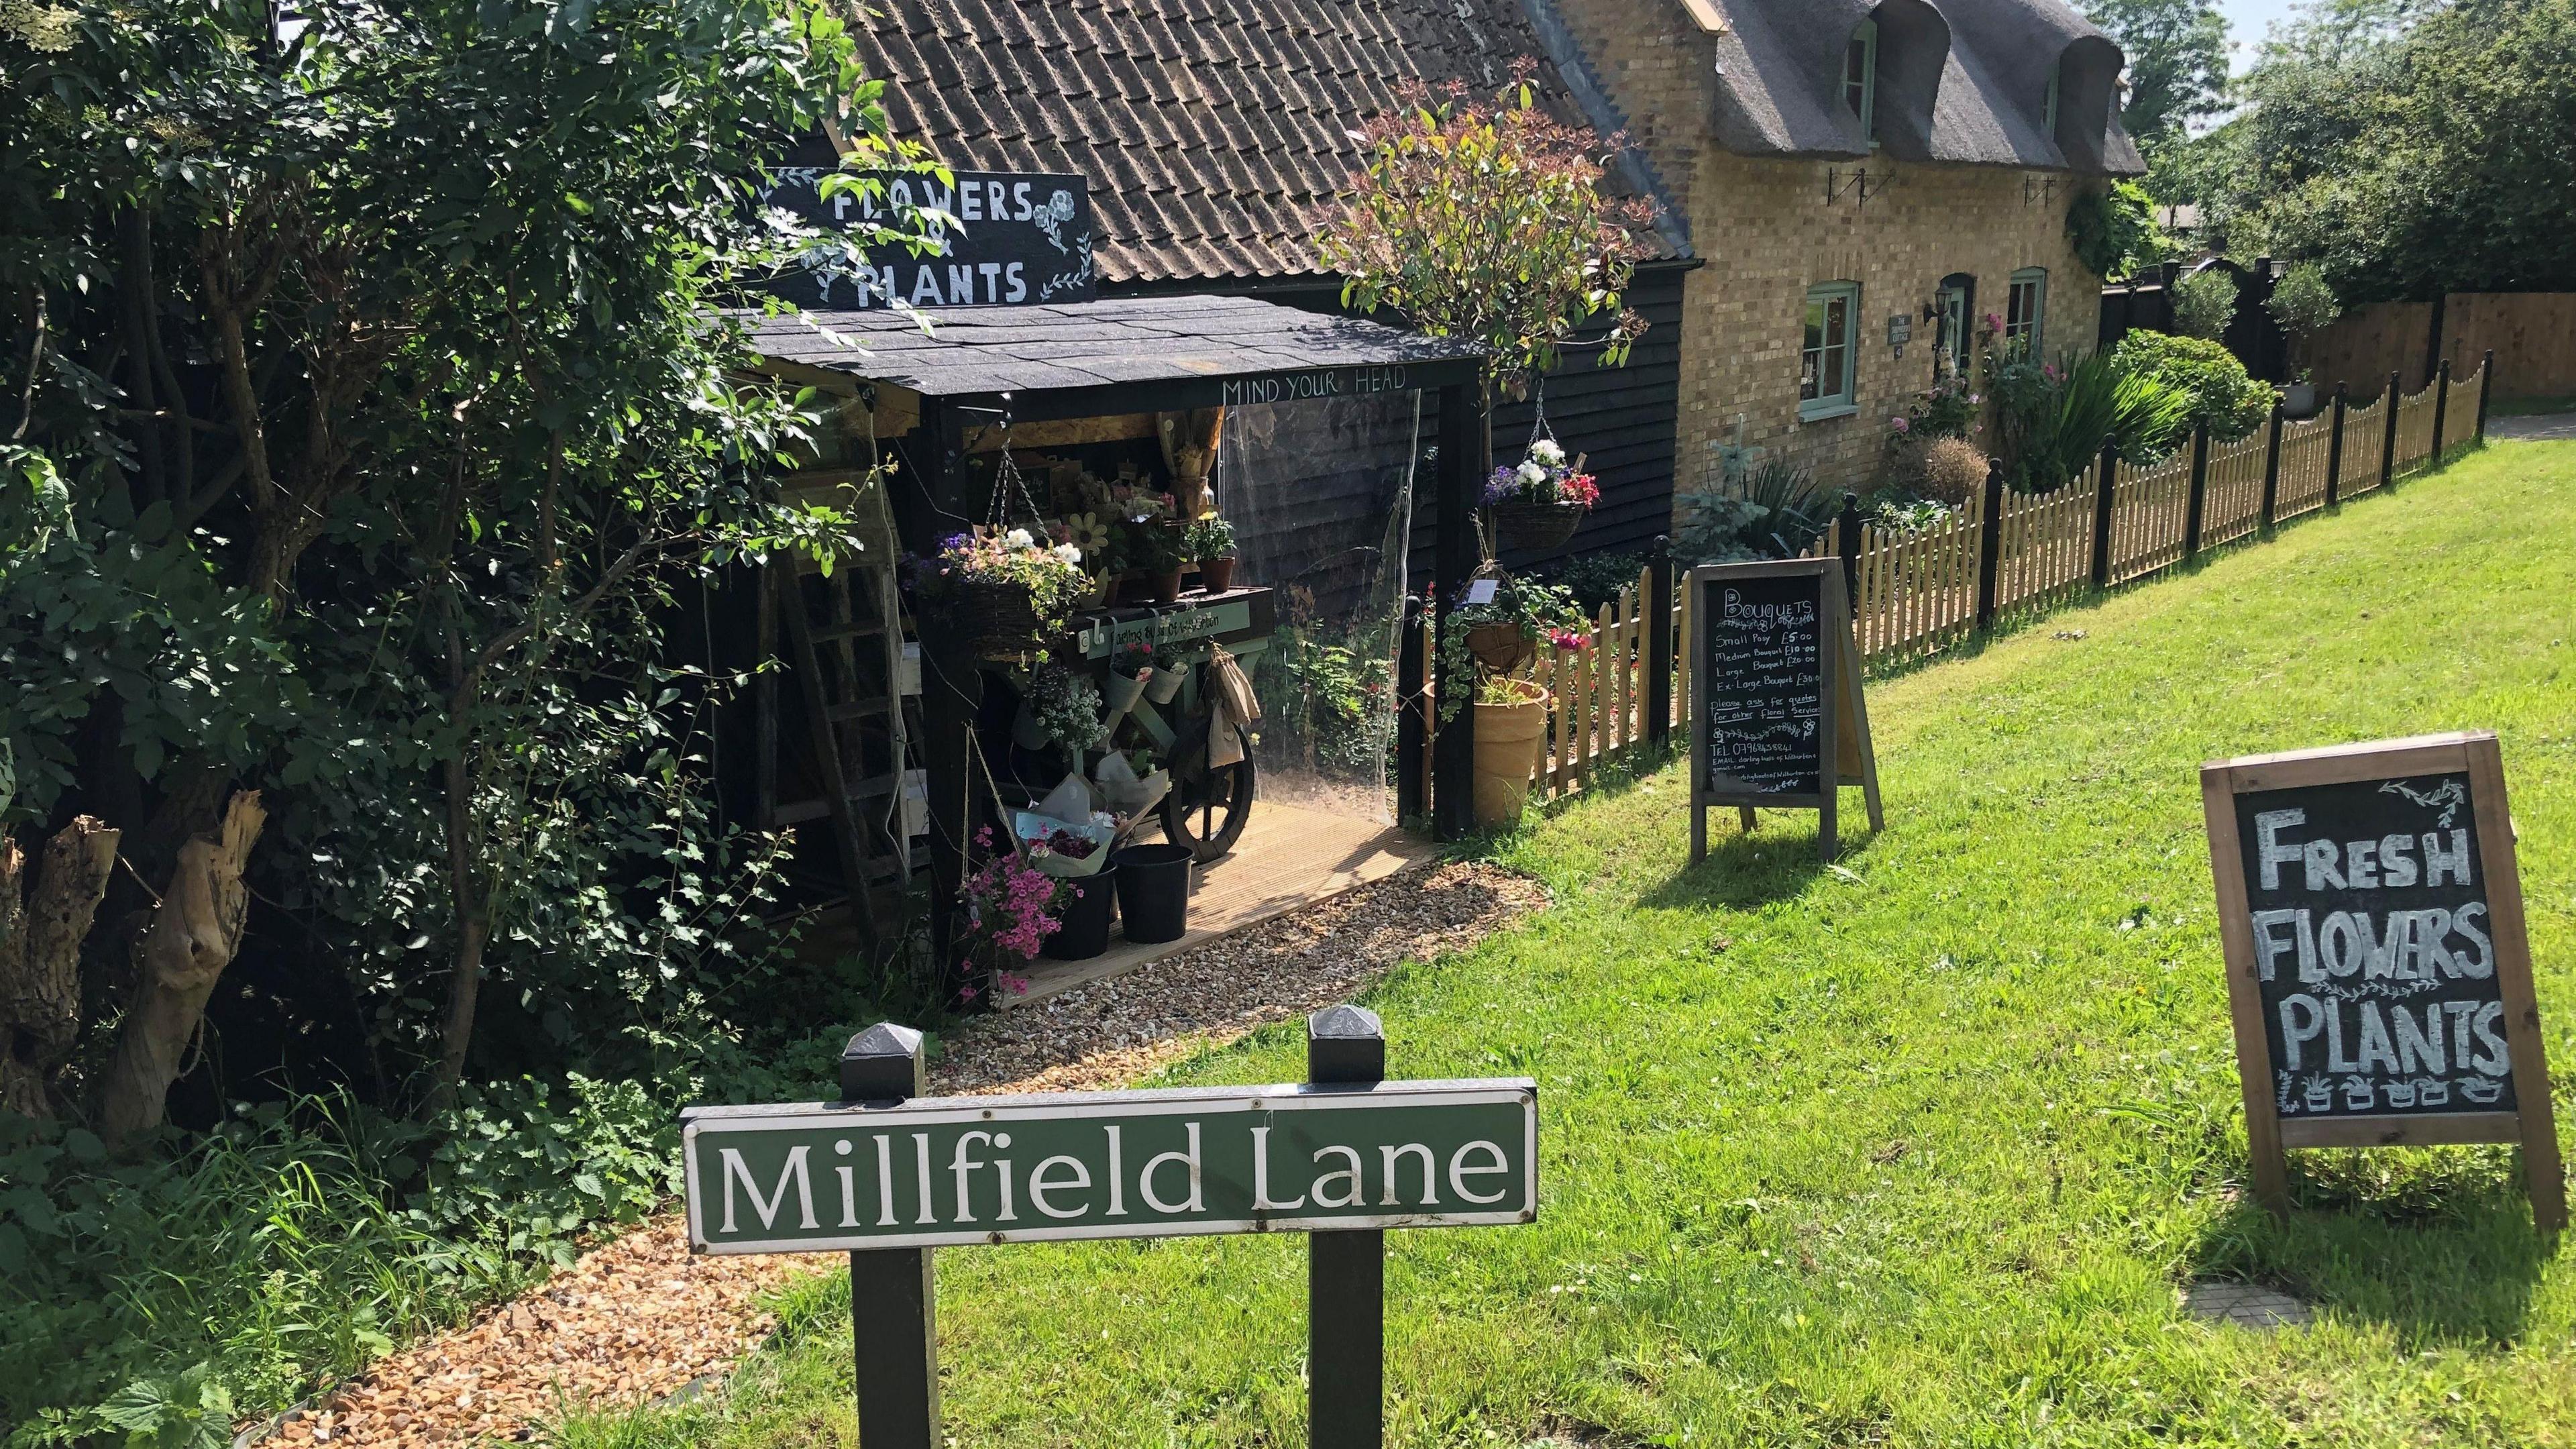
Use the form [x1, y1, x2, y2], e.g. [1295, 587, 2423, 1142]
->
[1465, 621, 1536, 673]
[956, 579, 1041, 657]
[1486, 500, 1588, 553]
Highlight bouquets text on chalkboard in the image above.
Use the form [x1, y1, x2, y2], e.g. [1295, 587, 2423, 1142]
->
[1686, 558, 1882, 863]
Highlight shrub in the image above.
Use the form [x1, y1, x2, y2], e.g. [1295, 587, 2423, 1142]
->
[2171, 268, 2239, 339]
[1990, 351, 2194, 491]
[1555, 551, 1646, 612]
[2110, 331, 2276, 441]
[1673, 459, 1834, 563]
[2267, 262, 2342, 339]
[1920, 437, 1990, 504]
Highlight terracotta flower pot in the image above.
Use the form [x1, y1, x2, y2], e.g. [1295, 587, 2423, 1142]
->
[1470, 680, 1551, 827]
[1198, 556, 1237, 592]
[1148, 568, 1185, 603]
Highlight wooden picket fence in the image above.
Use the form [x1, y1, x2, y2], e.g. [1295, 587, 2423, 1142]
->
[1408, 356, 2495, 814]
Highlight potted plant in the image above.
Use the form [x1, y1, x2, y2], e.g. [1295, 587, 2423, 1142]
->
[1105, 638, 1155, 721]
[1447, 573, 1587, 676]
[955, 827, 1059, 1003]
[1144, 639, 1189, 704]
[2266, 262, 2342, 418]
[1469, 674, 1551, 827]
[1186, 509, 1239, 592]
[913, 526, 1090, 660]
[1482, 437, 1600, 552]
[1020, 663, 1108, 759]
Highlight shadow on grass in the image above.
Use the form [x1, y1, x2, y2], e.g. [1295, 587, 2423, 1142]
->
[2188, 1148, 2556, 1346]
[1635, 811, 1841, 913]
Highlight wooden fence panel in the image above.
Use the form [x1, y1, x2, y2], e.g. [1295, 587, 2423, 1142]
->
[2202, 429, 2267, 547]
[2110, 453, 2188, 581]
[2341, 392, 2387, 498]
[2273, 412, 2332, 520]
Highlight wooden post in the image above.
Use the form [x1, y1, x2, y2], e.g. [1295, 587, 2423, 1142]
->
[2429, 358, 2452, 462]
[842, 1025, 938, 1449]
[1645, 537, 1674, 749]
[2257, 401, 2284, 528]
[1395, 594, 1427, 826]
[2182, 421, 2209, 560]
[1432, 382, 1485, 841]
[2477, 347, 2496, 441]
[1308, 1005, 1386, 1449]
[888, 399, 980, 979]
[1972, 459, 2004, 632]
[1837, 493, 1863, 612]
[2379, 370, 2402, 489]
[2324, 382, 2347, 505]
[2089, 442, 2117, 588]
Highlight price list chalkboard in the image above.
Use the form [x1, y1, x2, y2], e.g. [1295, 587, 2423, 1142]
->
[2202, 733, 2562, 1229]
[1701, 572, 1826, 797]
[1686, 559, 1880, 863]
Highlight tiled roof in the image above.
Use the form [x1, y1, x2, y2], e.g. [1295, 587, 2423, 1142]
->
[737, 294, 1483, 397]
[838, 0, 1683, 284]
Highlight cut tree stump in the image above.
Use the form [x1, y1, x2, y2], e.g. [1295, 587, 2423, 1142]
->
[97, 791, 264, 1146]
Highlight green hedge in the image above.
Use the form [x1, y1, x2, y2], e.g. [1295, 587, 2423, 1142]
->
[2108, 331, 2276, 441]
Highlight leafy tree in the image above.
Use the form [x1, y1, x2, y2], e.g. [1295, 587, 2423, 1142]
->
[2217, 0, 2576, 300]
[2067, 180, 2181, 280]
[1318, 61, 1652, 407]
[2170, 267, 2240, 339]
[1, 0, 933, 1132]
[2083, 0, 2234, 144]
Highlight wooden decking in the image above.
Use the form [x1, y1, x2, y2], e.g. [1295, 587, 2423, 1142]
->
[1002, 803, 1431, 1007]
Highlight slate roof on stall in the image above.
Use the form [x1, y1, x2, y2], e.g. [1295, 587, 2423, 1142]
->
[830, 0, 1687, 284]
[737, 294, 1483, 398]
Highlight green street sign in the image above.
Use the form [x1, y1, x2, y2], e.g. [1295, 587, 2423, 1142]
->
[682, 1079, 1537, 1254]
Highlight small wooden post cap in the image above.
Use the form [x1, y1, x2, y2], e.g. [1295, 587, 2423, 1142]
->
[841, 1022, 926, 1103]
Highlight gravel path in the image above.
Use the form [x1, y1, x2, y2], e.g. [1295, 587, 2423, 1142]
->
[256, 860, 1544, 1448]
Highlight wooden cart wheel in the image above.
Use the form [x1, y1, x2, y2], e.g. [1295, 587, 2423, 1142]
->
[1161, 719, 1254, 861]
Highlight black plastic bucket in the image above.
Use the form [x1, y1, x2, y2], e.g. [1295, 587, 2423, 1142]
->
[1110, 844, 1193, 944]
[1042, 866, 1118, 961]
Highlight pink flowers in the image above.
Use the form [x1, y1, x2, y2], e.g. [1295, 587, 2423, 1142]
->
[1547, 627, 1590, 651]
[1558, 472, 1600, 507]
[959, 827, 1062, 971]
[1890, 416, 1911, 433]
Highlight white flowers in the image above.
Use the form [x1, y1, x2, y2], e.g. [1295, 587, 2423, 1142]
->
[1528, 438, 1566, 467]
[1005, 527, 1035, 549]
[1515, 460, 1550, 488]
[1051, 543, 1085, 566]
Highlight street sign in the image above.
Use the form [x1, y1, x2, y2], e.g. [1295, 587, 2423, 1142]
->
[693, 1009, 1536, 1448]
[683, 1080, 1536, 1254]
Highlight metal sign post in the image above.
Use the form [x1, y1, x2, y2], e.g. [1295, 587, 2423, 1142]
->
[683, 1008, 1539, 1446]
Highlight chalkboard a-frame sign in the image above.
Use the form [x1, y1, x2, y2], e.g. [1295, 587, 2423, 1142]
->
[2201, 732, 2564, 1230]
[1687, 558, 1884, 863]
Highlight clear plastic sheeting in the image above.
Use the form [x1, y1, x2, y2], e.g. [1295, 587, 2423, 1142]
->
[1211, 392, 1424, 822]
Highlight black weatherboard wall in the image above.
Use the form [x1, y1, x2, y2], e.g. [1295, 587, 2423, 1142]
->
[1111, 260, 1688, 585]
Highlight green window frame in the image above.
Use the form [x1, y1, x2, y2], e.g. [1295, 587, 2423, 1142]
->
[2043, 66, 2060, 136]
[2006, 268, 2047, 357]
[1843, 20, 1878, 144]
[1800, 281, 1861, 421]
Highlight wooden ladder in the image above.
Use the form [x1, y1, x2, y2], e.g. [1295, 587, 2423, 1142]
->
[759, 470, 921, 935]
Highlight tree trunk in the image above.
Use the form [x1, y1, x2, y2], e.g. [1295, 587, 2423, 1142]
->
[0, 817, 121, 1118]
[96, 792, 264, 1147]
[421, 750, 488, 1121]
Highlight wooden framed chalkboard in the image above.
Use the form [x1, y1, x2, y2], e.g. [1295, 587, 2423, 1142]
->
[1686, 559, 1883, 863]
[2202, 732, 2564, 1230]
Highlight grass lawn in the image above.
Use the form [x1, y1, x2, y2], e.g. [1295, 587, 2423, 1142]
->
[578, 441, 2576, 1448]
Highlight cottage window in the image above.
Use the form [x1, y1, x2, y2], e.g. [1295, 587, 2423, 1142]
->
[2043, 66, 2061, 135]
[1801, 282, 1861, 421]
[2006, 268, 2047, 356]
[1844, 21, 1878, 144]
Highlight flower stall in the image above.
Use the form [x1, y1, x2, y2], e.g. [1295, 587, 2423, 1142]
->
[731, 294, 1490, 998]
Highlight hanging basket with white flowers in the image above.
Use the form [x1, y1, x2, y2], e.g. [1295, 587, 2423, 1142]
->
[1481, 435, 1600, 553]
